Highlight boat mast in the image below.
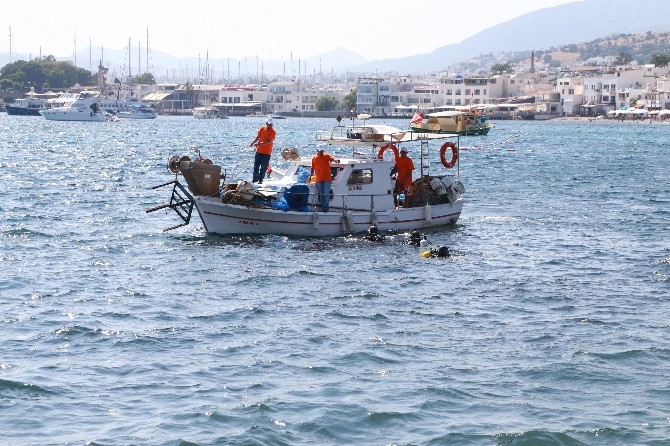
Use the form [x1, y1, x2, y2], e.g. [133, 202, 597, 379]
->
[128, 38, 131, 78]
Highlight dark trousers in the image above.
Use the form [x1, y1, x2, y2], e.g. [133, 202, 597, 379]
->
[253, 152, 271, 183]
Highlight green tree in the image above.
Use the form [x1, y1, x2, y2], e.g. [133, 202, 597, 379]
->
[0, 57, 96, 92]
[0, 79, 21, 92]
[650, 53, 670, 67]
[316, 96, 338, 111]
[490, 63, 513, 75]
[614, 52, 633, 65]
[343, 89, 356, 111]
[127, 73, 156, 85]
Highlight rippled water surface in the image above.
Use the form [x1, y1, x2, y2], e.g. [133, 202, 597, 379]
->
[1, 114, 669, 445]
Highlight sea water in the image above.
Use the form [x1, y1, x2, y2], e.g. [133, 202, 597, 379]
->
[0, 113, 668, 445]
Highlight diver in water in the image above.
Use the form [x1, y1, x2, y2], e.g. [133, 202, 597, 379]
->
[364, 224, 384, 242]
[420, 244, 450, 258]
[430, 246, 450, 258]
[407, 230, 427, 247]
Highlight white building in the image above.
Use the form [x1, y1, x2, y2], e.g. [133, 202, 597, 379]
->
[555, 76, 584, 116]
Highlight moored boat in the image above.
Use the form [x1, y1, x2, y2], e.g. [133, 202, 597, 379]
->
[116, 105, 157, 119]
[40, 92, 117, 122]
[193, 106, 219, 119]
[5, 96, 48, 116]
[410, 109, 492, 135]
[101, 98, 151, 115]
[148, 120, 464, 236]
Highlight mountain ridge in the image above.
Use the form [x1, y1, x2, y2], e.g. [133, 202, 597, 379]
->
[349, 0, 670, 73]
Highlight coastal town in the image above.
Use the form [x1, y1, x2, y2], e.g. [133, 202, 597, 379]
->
[0, 39, 670, 120]
[156, 52, 670, 120]
[5, 51, 670, 121]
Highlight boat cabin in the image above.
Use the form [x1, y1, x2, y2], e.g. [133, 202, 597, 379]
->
[251, 156, 396, 212]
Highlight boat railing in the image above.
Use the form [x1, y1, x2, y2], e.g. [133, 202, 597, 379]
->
[300, 188, 451, 212]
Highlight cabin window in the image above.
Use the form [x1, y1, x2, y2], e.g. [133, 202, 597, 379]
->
[331, 167, 343, 180]
[347, 168, 373, 185]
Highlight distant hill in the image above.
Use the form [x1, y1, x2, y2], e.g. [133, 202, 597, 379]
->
[552, 31, 670, 63]
[350, 0, 670, 73]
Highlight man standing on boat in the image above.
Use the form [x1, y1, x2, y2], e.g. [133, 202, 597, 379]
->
[394, 148, 415, 207]
[309, 144, 340, 212]
[249, 117, 276, 184]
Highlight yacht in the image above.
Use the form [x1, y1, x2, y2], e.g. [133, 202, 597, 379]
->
[193, 106, 219, 119]
[40, 92, 117, 122]
[116, 104, 157, 119]
[5, 96, 49, 116]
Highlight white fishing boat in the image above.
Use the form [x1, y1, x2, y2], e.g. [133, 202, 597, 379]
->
[193, 106, 219, 119]
[100, 98, 148, 115]
[116, 105, 157, 119]
[40, 92, 117, 122]
[148, 119, 464, 237]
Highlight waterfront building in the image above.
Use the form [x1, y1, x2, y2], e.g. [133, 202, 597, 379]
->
[556, 76, 585, 116]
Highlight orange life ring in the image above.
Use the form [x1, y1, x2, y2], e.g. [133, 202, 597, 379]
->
[377, 143, 399, 161]
[440, 142, 458, 168]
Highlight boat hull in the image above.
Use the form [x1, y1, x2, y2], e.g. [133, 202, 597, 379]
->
[40, 110, 109, 121]
[194, 196, 463, 237]
[5, 105, 44, 116]
[410, 125, 491, 135]
[117, 112, 157, 119]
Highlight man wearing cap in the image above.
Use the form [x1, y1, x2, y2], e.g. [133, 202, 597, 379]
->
[249, 118, 276, 184]
[309, 144, 340, 212]
[394, 148, 415, 207]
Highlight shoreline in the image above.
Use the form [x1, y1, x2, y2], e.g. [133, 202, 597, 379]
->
[549, 116, 670, 123]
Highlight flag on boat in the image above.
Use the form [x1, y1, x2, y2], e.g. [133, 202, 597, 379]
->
[411, 111, 424, 125]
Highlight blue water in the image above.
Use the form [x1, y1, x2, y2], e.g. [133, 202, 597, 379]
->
[1, 113, 669, 445]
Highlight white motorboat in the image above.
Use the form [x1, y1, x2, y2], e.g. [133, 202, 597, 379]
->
[100, 99, 149, 115]
[192, 106, 219, 119]
[148, 120, 464, 236]
[116, 105, 157, 119]
[40, 92, 117, 122]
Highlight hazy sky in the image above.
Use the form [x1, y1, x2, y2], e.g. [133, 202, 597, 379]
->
[4, 0, 580, 61]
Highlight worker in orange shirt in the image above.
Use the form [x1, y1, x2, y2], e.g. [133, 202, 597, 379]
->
[249, 117, 276, 184]
[394, 148, 415, 207]
[308, 144, 340, 212]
